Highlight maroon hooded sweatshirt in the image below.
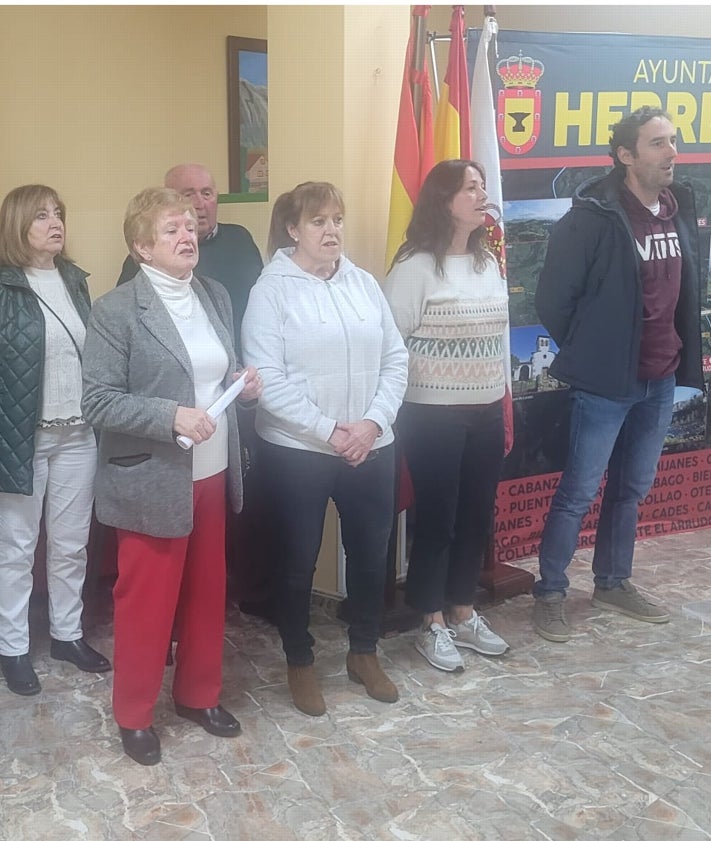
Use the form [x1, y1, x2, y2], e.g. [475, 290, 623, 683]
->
[620, 184, 683, 381]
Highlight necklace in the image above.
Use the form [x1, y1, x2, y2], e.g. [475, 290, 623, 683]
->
[162, 286, 196, 321]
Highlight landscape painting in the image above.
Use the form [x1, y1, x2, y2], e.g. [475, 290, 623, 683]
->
[226, 36, 268, 201]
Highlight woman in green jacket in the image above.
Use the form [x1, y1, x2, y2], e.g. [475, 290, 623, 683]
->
[0, 184, 110, 697]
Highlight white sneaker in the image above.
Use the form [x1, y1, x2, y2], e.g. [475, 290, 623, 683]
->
[447, 613, 509, 656]
[415, 623, 465, 672]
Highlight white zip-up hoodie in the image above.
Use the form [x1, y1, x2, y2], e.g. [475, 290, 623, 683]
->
[241, 248, 408, 454]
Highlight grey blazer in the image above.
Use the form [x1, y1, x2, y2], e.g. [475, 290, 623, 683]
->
[81, 270, 243, 538]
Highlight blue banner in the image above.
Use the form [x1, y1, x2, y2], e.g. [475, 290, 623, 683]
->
[468, 29, 711, 169]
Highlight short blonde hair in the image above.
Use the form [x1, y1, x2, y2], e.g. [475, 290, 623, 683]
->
[124, 187, 197, 261]
[267, 181, 345, 258]
[0, 184, 68, 267]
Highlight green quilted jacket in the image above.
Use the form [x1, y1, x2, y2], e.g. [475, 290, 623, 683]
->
[0, 258, 91, 494]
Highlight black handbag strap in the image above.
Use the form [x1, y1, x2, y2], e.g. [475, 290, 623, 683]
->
[27, 286, 83, 362]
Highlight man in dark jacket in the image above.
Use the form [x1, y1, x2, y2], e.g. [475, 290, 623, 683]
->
[533, 106, 704, 642]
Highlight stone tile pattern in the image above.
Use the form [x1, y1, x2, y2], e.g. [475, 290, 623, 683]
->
[1, 531, 711, 840]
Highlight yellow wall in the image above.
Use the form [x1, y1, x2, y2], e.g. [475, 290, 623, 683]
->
[267, 6, 347, 220]
[0, 5, 268, 298]
[0, 4, 408, 296]
[268, 5, 408, 280]
[342, 6, 411, 278]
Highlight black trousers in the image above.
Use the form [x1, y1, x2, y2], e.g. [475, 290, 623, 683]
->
[258, 440, 395, 666]
[398, 400, 504, 614]
[226, 407, 275, 606]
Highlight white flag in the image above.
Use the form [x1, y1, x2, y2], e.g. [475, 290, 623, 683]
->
[470, 17, 505, 276]
[470, 16, 514, 453]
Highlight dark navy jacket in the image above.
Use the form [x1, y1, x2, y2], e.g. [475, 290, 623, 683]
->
[535, 167, 704, 399]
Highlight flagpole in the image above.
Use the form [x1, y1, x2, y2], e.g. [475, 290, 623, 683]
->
[469, 6, 535, 603]
[412, 10, 427, 130]
[484, 6, 498, 106]
[379, 4, 435, 634]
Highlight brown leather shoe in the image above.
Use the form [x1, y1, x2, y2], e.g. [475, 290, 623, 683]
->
[287, 664, 326, 716]
[346, 652, 399, 703]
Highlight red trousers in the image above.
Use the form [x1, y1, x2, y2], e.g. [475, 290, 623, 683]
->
[112, 472, 227, 729]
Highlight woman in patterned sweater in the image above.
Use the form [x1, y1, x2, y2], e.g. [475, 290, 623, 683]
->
[384, 159, 511, 672]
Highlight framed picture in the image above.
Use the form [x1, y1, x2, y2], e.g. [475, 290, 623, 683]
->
[225, 36, 268, 202]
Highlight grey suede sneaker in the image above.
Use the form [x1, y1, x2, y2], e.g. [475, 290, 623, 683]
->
[533, 592, 570, 642]
[415, 623, 465, 672]
[591, 580, 670, 623]
[447, 613, 509, 655]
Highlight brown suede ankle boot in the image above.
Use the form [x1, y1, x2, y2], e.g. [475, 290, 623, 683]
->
[287, 665, 326, 716]
[346, 652, 399, 703]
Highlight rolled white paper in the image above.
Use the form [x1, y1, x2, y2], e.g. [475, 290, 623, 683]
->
[176, 370, 249, 450]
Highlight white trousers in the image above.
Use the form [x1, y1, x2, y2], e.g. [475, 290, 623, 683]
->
[0, 424, 97, 656]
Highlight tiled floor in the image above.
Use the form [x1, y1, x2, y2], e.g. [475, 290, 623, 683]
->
[2, 529, 711, 841]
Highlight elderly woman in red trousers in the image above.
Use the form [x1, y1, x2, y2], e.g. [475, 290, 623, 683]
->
[82, 187, 261, 765]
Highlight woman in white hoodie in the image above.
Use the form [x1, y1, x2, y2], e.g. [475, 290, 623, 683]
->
[241, 182, 408, 716]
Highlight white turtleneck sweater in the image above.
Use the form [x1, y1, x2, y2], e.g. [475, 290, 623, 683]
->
[25, 266, 86, 426]
[141, 264, 229, 481]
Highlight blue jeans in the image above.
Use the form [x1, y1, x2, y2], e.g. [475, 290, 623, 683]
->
[535, 376, 675, 596]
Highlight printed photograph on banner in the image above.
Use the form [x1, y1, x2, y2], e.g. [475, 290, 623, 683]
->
[676, 164, 711, 228]
[666, 386, 706, 453]
[501, 167, 607, 202]
[703, 307, 711, 363]
[501, 389, 571, 482]
[510, 324, 565, 398]
[502, 385, 708, 484]
[503, 197, 570, 327]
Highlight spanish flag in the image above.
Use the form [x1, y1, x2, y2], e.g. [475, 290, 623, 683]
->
[471, 16, 514, 454]
[433, 5, 471, 163]
[384, 6, 434, 272]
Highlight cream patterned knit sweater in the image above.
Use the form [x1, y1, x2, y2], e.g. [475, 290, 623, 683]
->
[383, 251, 511, 406]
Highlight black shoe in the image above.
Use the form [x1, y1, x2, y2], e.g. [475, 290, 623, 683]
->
[50, 638, 112, 673]
[238, 599, 278, 626]
[119, 726, 161, 766]
[174, 703, 241, 737]
[0, 654, 41, 696]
